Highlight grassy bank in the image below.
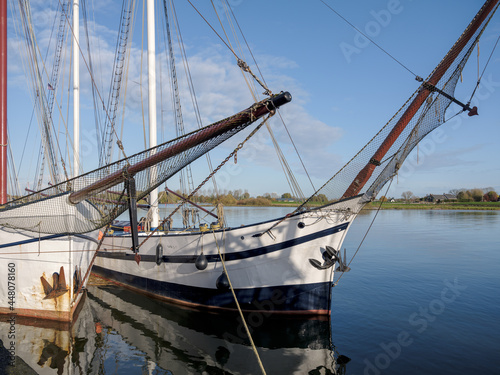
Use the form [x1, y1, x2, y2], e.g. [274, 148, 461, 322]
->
[187, 199, 500, 210]
[364, 201, 500, 210]
[267, 200, 500, 210]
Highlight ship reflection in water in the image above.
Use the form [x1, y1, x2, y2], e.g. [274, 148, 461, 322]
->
[0, 283, 348, 374]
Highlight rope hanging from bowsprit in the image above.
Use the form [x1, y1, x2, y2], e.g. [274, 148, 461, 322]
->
[237, 58, 272, 96]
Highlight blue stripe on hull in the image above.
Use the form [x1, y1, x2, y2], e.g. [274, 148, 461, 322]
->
[0, 233, 98, 249]
[98, 221, 350, 264]
[92, 265, 333, 314]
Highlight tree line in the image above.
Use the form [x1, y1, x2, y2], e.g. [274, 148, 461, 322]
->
[379, 187, 499, 203]
[158, 189, 329, 206]
[454, 188, 498, 202]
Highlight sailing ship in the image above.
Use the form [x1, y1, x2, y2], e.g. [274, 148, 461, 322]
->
[0, 0, 288, 322]
[2, 0, 498, 322]
[92, 0, 500, 315]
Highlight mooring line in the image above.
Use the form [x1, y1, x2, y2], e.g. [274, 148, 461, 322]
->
[212, 229, 267, 375]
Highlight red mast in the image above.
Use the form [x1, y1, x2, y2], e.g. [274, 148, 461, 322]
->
[341, 0, 499, 200]
[0, 0, 7, 204]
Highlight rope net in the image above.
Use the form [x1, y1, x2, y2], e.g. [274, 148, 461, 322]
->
[302, 1, 498, 211]
[0, 93, 290, 234]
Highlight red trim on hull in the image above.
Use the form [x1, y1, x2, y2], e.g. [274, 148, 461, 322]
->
[0, 290, 87, 323]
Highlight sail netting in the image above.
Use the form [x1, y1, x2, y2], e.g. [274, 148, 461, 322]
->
[0, 92, 291, 234]
[302, 0, 498, 211]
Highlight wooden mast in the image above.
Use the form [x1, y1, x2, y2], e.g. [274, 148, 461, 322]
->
[0, 0, 7, 204]
[341, 0, 499, 200]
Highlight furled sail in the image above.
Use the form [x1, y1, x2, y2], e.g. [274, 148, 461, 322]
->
[0, 92, 291, 234]
[303, 0, 499, 207]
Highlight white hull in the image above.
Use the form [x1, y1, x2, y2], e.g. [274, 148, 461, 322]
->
[93, 196, 365, 314]
[0, 227, 98, 321]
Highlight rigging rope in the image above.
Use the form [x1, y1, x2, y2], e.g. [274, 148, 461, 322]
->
[333, 178, 393, 287]
[225, 2, 269, 92]
[137, 114, 272, 249]
[210, 0, 311, 201]
[212, 229, 267, 375]
[17, 0, 64, 185]
[187, 0, 271, 96]
[276, 109, 316, 194]
[319, 0, 419, 79]
[163, 0, 195, 197]
[72, 187, 127, 303]
[168, 0, 221, 197]
[57, 0, 130, 163]
[468, 32, 500, 102]
[81, 0, 104, 165]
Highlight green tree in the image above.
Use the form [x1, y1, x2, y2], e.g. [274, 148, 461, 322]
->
[470, 188, 484, 202]
[281, 193, 292, 199]
[484, 191, 499, 202]
[220, 194, 237, 206]
[312, 194, 328, 204]
[457, 191, 472, 202]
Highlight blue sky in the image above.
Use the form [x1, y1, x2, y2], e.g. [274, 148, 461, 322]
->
[6, 0, 500, 199]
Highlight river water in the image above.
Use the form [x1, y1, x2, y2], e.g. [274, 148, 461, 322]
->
[1, 208, 499, 374]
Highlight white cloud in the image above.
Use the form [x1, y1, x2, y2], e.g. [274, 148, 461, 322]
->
[8, 1, 346, 196]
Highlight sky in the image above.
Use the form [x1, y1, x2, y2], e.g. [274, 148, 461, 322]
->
[6, 0, 500, 200]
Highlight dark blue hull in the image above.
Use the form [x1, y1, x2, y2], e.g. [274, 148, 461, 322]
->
[92, 265, 333, 314]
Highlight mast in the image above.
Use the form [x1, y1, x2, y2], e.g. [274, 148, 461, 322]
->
[147, 0, 159, 228]
[341, 0, 499, 200]
[0, 0, 7, 204]
[73, 0, 80, 177]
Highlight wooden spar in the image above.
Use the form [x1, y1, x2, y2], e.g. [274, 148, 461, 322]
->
[68, 91, 291, 204]
[165, 187, 218, 220]
[0, 0, 7, 204]
[341, 0, 499, 200]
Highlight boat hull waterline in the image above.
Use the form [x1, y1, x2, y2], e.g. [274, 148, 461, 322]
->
[93, 196, 365, 314]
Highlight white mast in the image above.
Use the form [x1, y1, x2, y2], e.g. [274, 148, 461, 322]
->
[147, 0, 159, 228]
[73, 0, 80, 177]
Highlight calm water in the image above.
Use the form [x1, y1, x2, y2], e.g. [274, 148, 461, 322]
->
[3, 208, 499, 374]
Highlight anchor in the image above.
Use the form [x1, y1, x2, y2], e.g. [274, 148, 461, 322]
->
[309, 246, 338, 270]
[40, 266, 69, 299]
[335, 248, 351, 272]
[309, 246, 350, 272]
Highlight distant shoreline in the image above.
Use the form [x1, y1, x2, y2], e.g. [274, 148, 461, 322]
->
[363, 202, 500, 210]
[259, 201, 500, 210]
[158, 200, 500, 210]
